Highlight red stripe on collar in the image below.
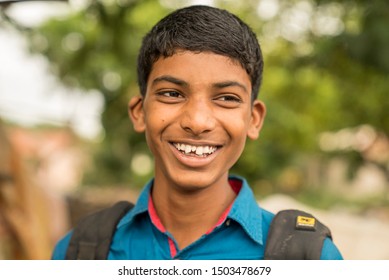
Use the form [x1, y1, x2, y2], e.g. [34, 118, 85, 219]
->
[148, 179, 242, 258]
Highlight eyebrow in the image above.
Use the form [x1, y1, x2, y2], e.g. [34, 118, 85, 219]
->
[152, 75, 248, 93]
[152, 75, 188, 87]
[212, 81, 248, 93]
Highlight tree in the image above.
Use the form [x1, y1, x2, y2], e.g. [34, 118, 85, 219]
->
[21, 0, 169, 185]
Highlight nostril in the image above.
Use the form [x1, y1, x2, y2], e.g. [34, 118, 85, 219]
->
[180, 110, 216, 135]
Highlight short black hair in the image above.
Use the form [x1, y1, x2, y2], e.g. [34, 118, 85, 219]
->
[137, 5, 264, 102]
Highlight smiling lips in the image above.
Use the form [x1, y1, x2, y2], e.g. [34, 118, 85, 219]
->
[173, 143, 218, 157]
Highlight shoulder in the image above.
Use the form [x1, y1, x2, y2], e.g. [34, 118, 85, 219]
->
[51, 230, 73, 260]
[261, 207, 275, 224]
[260, 206, 275, 237]
[52, 201, 136, 260]
[321, 237, 343, 260]
[263, 208, 343, 260]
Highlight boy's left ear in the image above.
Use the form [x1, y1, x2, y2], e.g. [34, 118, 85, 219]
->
[247, 100, 266, 140]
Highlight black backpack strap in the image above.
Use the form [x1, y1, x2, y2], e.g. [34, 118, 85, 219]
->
[65, 201, 134, 260]
[264, 209, 332, 260]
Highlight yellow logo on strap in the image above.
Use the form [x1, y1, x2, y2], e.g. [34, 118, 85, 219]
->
[296, 216, 316, 229]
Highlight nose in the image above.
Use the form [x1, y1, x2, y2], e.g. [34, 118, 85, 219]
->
[180, 98, 216, 135]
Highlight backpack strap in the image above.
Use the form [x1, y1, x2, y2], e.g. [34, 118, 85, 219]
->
[65, 201, 134, 260]
[264, 209, 332, 260]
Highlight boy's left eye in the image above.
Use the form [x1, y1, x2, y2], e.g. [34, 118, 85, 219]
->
[216, 95, 242, 103]
[214, 95, 243, 108]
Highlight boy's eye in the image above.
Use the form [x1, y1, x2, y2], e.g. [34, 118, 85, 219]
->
[156, 90, 185, 103]
[158, 91, 183, 98]
[215, 94, 242, 103]
[214, 94, 243, 108]
[217, 95, 241, 102]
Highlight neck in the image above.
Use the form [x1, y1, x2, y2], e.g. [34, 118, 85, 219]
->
[151, 175, 236, 250]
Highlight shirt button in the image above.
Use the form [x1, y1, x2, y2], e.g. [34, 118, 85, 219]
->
[226, 219, 231, 226]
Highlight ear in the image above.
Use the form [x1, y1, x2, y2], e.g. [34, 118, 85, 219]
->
[128, 95, 145, 132]
[247, 100, 266, 140]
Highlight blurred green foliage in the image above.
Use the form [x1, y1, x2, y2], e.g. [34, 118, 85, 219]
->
[26, 0, 169, 186]
[11, 0, 388, 193]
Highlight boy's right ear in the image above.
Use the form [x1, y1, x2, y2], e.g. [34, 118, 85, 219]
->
[128, 95, 145, 132]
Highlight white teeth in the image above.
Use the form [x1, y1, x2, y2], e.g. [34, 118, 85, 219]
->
[195, 146, 203, 155]
[174, 143, 217, 156]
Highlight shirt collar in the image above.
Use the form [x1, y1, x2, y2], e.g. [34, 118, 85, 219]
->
[117, 179, 153, 228]
[228, 175, 264, 246]
[117, 176, 264, 246]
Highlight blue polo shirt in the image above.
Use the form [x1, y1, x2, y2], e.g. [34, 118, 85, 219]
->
[52, 175, 342, 260]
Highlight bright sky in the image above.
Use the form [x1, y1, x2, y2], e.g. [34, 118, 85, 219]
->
[0, 1, 104, 140]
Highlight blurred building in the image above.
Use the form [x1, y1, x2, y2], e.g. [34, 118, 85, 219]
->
[7, 125, 87, 194]
[0, 121, 85, 259]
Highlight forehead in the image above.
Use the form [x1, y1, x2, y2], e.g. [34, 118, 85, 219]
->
[148, 51, 251, 88]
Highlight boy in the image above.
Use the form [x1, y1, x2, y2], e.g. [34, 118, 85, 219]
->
[52, 5, 342, 260]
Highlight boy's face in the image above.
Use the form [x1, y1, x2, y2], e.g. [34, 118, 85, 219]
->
[129, 51, 266, 191]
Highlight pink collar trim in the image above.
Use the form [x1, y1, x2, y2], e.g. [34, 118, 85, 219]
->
[148, 179, 242, 258]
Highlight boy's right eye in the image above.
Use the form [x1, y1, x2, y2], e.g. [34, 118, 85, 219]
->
[156, 91, 185, 103]
[158, 91, 182, 98]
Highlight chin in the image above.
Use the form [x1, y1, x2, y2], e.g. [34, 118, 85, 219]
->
[169, 172, 224, 193]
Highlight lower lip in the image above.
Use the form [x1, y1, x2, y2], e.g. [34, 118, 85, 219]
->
[169, 144, 219, 168]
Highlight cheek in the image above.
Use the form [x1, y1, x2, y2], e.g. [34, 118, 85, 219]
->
[221, 112, 251, 155]
[143, 114, 167, 145]
[221, 112, 250, 135]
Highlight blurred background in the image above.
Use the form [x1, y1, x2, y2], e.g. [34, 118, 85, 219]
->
[0, 0, 388, 260]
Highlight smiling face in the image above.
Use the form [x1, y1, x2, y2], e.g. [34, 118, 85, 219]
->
[129, 51, 266, 192]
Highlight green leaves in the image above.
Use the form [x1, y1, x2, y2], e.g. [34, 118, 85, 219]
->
[21, 0, 388, 191]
